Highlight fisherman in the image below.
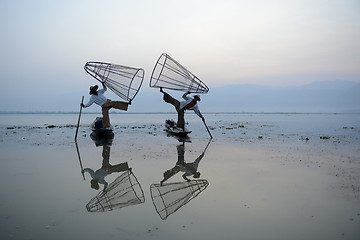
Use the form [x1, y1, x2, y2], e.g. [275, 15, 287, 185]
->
[82, 145, 130, 190]
[81, 82, 130, 128]
[160, 88, 204, 130]
[160, 142, 204, 185]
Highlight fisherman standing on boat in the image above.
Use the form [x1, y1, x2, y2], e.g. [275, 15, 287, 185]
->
[160, 88, 204, 130]
[81, 83, 130, 128]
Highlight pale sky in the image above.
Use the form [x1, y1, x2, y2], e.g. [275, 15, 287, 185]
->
[0, 0, 359, 111]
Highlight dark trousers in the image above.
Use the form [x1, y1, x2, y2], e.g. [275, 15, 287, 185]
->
[162, 92, 185, 129]
[101, 99, 128, 128]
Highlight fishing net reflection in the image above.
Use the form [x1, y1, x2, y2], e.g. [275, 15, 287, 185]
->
[86, 170, 145, 212]
[150, 179, 209, 220]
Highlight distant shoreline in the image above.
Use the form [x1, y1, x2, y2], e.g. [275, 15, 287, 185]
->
[0, 111, 359, 115]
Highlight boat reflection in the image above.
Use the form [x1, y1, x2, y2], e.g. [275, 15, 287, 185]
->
[150, 140, 211, 220]
[166, 132, 192, 143]
[89, 117, 114, 147]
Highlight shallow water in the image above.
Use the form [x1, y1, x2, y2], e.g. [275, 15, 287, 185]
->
[0, 113, 359, 240]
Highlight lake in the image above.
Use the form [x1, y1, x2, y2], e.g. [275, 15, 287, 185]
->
[0, 113, 359, 240]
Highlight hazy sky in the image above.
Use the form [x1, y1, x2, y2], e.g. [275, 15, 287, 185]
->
[1, 0, 359, 111]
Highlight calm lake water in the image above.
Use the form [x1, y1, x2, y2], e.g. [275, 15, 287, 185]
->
[0, 113, 359, 240]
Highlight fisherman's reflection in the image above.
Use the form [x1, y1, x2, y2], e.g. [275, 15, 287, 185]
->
[82, 145, 130, 190]
[161, 141, 205, 185]
[151, 140, 211, 220]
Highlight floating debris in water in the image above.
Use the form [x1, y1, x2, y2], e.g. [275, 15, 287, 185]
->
[300, 136, 310, 141]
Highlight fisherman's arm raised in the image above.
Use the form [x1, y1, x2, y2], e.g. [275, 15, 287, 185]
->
[98, 83, 107, 94]
[182, 91, 191, 100]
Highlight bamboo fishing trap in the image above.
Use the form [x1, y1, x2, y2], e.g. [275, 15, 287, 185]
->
[84, 61, 144, 102]
[150, 53, 209, 93]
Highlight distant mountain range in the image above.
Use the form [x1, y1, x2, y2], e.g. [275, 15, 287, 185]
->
[2, 80, 358, 113]
[131, 80, 360, 113]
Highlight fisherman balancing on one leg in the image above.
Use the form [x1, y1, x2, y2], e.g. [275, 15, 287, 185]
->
[81, 83, 130, 128]
[160, 87, 204, 130]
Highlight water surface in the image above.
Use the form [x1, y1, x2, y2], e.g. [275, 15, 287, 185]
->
[0, 113, 359, 240]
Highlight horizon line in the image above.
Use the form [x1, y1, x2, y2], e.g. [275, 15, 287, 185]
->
[0, 111, 359, 115]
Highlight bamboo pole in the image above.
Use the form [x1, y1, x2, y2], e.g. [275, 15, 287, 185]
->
[74, 96, 84, 142]
[202, 118, 213, 139]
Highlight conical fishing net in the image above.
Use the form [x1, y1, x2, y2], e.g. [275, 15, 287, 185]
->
[86, 170, 144, 212]
[150, 53, 209, 93]
[150, 179, 209, 220]
[84, 61, 144, 102]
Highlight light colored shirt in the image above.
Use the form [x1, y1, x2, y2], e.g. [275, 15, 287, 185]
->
[179, 92, 203, 118]
[83, 168, 108, 187]
[83, 86, 108, 107]
[180, 153, 204, 177]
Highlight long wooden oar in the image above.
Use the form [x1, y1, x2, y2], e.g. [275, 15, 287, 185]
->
[74, 96, 84, 142]
[202, 118, 213, 139]
[75, 142, 85, 180]
[203, 138, 212, 153]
